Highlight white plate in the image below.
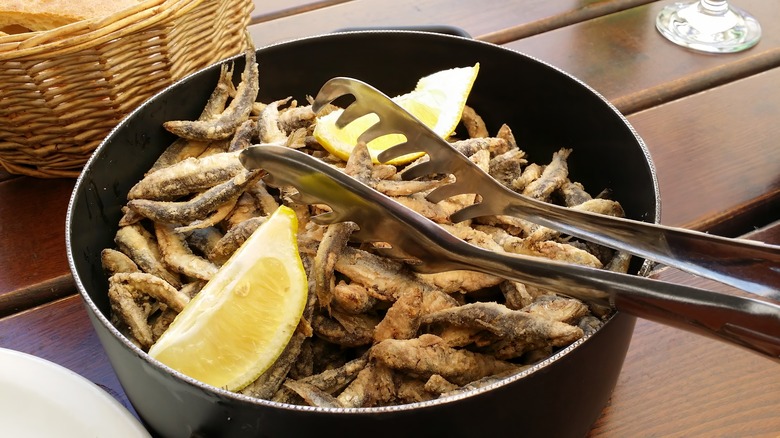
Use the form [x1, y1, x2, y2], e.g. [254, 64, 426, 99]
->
[0, 348, 151, 437]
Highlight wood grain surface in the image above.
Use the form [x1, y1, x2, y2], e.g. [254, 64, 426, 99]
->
[627, 67, 780, 234]
[248, 0, 657, 47]
[507, 1, 780, 115]
[0, 177, 76, 316]
[589, 222, 780, 437]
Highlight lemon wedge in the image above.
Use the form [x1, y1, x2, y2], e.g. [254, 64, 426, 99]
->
[148, 205, 308, 391]
[313, 63, 480, 165]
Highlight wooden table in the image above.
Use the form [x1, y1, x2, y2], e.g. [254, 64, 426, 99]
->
[1, 1, 779, 436]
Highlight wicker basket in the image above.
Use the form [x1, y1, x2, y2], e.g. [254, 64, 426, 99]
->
[0, 0, 254, 178]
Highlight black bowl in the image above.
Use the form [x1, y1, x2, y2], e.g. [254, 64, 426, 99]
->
[67, 30, 659, 438]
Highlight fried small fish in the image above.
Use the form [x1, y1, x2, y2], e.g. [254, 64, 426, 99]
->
[147, 138, 211, 175]
[314, 221, 358, 311]
[163, 34, 259, 140]
[422, 302, 583, 360]
[334, 246, 418, 301]
[222, 191, 261, 230]
[198, 63, 234, 121]
[101, 248, 140, 275]
[114, 223, 181, 288]
[313, 309, 380, 348]
[499, 281, 533, 310]
[522, 295, 590, 324]
[283, 380, 343, 408]
[174, 196, 239, 234]
[128, 169, 261, 225]
[559, 179, 592, 207]
[128, 151, 245, 201]
[208, 216, 267, 264]
[451, 136, 512, 158]
[423, 374, 459, 395]
[373, 287, 424, 343]
[416, 269, 504, 295]
[108, 274, 156, 349]
[489, 149, 528, 188]
[257, 98, 290, 143]
[278, 103, 317, 134]
[332, 281, 378, 315]
[109, 272, 190, 313]
[439, 367, 527, 398]
[511, 162, 543, 192]
[395, 376, 438, 404]
[186, 226, 223, 257]
[460, 105, 488, 138]
[522, 148, 572, 201]
[227, 119, 257, 152]
[337, 363, 396, 408]
[272, 354, 369, 404]
[154, 223, 219, 280]
[370, 334, 517, 386]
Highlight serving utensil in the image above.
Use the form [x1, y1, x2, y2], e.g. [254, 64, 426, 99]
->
[240, 77, 780, 360]
[240, 142, 780, 360]
[308, 77, 780, 300]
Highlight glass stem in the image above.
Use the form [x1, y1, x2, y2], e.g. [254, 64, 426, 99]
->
[700, 0, 729, 15]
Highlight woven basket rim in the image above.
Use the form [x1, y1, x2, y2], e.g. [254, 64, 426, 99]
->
[0, 0, 253, 178]
[0, 0, 204, 60]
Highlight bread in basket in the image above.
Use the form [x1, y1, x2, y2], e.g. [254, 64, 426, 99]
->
[0, 0, 254, 177]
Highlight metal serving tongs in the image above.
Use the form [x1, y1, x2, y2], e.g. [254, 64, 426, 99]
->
[307, 77, 780, 300]
[240, 143, 780, 360]
[238, 78, 780, 360]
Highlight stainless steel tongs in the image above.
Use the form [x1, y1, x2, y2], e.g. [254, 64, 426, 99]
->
[239, 77, 780, 361]
[307, 78, 780, 300]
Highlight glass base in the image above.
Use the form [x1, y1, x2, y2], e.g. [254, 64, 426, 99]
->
[656, 1, 762, 53]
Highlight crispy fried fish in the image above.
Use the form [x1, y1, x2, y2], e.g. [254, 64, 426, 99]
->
[128, 151, 245, 201]
[128, 169, 261, 225]
[371, 334, 517, 386]
[109, 272, 190, 313]
[163, 34, 259, 140]
[373, 287, 424, 343]
[422, 302, 583, 359]
[154, 223, 219, 280]
[114, 223, 181, 288]
[522, 148, 572, 200]
[101, 248, 140, 275]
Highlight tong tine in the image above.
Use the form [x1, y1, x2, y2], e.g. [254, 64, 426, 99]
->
[311, 77, 484, 202]
[312, 77, 780, 299]
[239, 144, 780, 361]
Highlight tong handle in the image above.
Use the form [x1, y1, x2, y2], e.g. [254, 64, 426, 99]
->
[481, 184, 780, 300]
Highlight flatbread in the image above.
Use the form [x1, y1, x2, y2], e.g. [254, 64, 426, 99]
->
[0, 0, 141, 34]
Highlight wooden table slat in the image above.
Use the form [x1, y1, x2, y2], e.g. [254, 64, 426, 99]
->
[0, 177, 76, 314]
[248, 0, 657, 48]
[250, 0, 351, 25]
[626, 67, 780, 232]
[506, 0, 780, 115]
